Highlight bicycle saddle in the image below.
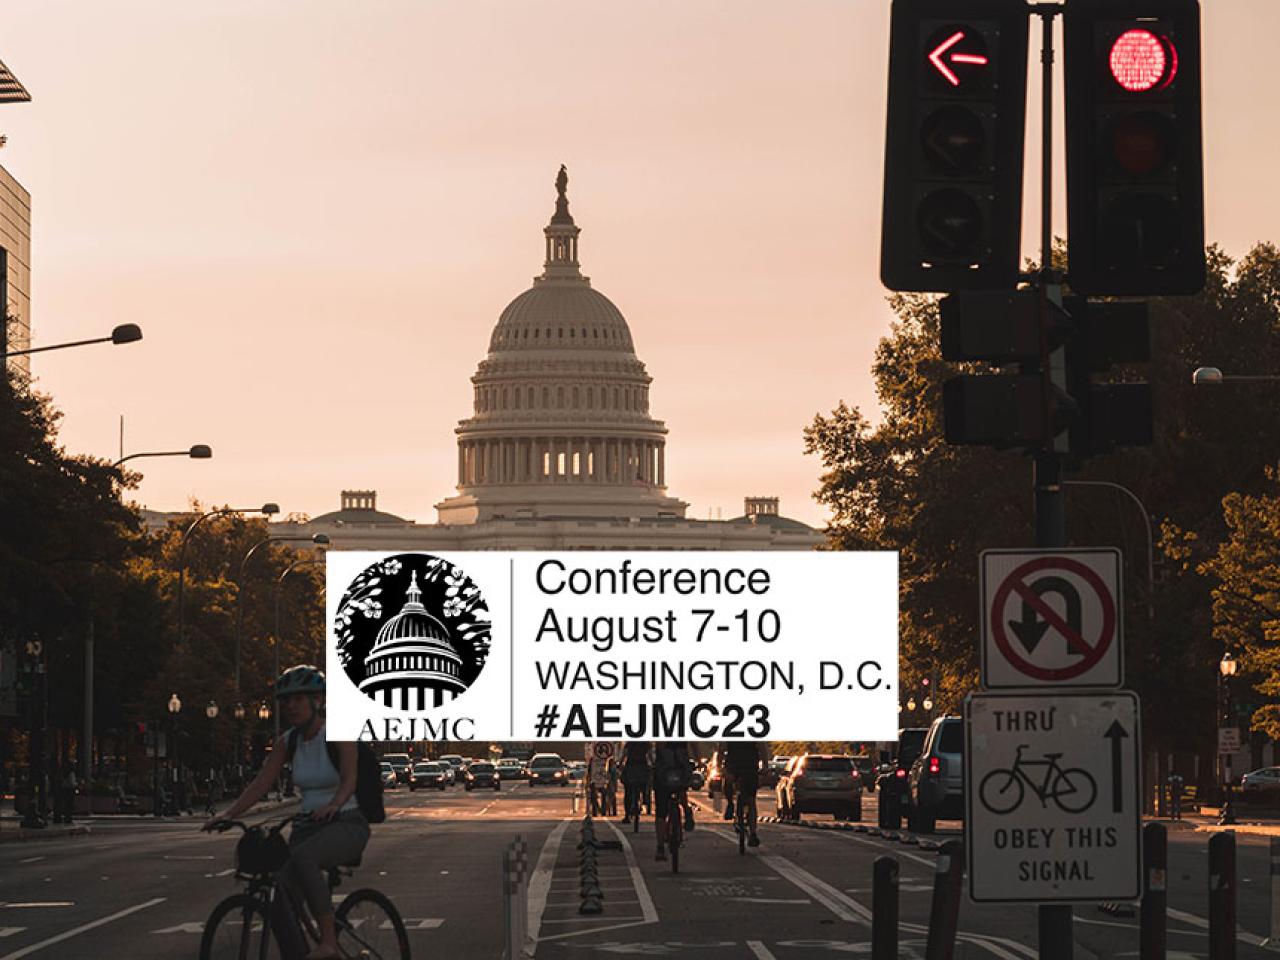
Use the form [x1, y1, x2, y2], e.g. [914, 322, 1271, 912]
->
[1043, 752, 1063, 760]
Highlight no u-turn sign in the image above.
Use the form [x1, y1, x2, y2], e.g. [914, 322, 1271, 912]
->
[980, 549, 1123, 689]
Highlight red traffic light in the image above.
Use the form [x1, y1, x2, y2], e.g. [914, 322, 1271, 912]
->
[1109, 28, 1177, 92]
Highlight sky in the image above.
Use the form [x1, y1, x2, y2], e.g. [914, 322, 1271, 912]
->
[1, 1, 1275, 528]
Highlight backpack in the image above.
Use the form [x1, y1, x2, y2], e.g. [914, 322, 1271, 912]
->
[654, 743, 691, 791]
[286, 729, 386, 824]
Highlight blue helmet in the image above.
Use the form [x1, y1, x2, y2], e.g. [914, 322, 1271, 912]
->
[274, 664, 325, 699]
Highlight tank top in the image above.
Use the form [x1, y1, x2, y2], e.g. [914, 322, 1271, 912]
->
[289, 725, 358, 814]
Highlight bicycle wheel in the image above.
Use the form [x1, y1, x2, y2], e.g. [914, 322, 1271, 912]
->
[199, 893, 280, 960]
[335, 887, 411, 960]
[737, 814, 746, 855]
[978, 769, 1024, 815]
[1051, 768, 1098, 814]
[668, 808, 682, 875]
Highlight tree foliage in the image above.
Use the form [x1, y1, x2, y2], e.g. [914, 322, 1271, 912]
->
[805, 243, 1280, 754]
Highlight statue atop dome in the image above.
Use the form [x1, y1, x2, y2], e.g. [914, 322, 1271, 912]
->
[551, 164, 574, 225]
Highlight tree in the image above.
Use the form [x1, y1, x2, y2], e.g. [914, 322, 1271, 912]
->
[805, 243, 1280, 766]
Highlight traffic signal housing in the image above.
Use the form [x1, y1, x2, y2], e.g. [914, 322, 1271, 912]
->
[881, 0, 1030, 292]
[1064, 0, 1204, 295]
[939, 292, 1153, 457]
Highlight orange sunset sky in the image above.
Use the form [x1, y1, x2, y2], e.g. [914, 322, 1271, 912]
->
[2, 1, 1275, 528]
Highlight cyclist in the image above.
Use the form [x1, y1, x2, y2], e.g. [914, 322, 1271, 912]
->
[652, 742, 698, 861]
[205, 665, 367, 960]
[721, 741, 767, 847]
[619, 742, 651, 824]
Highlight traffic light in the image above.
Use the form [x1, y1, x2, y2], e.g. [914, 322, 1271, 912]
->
[1063, 298, 1152, 458]
[940, 290, 1076, 448]
[881, 0, 1030, 292]
[1064, 0, 1204, 295]
[939, 292, 1152, 457]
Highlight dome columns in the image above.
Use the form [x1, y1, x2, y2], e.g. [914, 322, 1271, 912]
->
[455, 435, 665, 489]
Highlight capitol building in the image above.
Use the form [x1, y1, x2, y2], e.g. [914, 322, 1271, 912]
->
[277, 169, 821, 551]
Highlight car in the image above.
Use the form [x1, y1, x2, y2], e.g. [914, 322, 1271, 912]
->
[777, 754, 861, 821]
[410, 761, 449, 791]
[906, 716, 965, 833]
[464, 761, 501, 791]
[495, 759, 523, 781]
[567, 764, 586, 782]
[527, 753, 569, 786]
[689, 766, 705, 791]
[379, 762, 398, 790]
[1240, 766, 1280, 803]
[438, 754, 465, 785]
[763, 755, 791, 789]
[383, 752, 413, 785]
[852, 756, 877, 792]
[875, 728, 929, 814]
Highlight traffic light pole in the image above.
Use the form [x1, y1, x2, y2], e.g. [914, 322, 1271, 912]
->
[1031, 6, 1073, 959]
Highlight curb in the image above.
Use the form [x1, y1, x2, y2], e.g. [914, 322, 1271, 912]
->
[0, 825, 91, 844]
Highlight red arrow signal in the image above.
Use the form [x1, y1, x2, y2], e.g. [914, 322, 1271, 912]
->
[929, 30, 990, 87]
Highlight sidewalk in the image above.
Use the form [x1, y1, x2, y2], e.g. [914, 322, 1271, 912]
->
[0, 792, 302, 844]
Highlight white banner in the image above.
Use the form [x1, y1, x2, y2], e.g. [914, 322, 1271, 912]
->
[324, 551, 898, 743]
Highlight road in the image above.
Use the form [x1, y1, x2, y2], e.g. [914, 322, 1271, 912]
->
[0, 782, 1274, 959]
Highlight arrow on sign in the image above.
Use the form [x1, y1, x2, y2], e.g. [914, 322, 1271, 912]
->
[928, 30, 990, 87]
[1008, 576, 1082, 655]
[1104, 720, 1129, 813]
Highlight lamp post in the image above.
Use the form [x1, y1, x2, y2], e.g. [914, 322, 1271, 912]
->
[1192, 367, 1280, 386]
[205, 700, 218, 786]
[233, 702, 246, 787]
[274, 555, 327, 701]
[256, 703, 272, 796]
[175, 502, 279, 663]
[5, 323, 143, 358]
[167, 694, 182, 815]
[113, 444, 212, 471]
[19, 639, 47, 829]
[235, 535, 328, 708]
[1218, 652, 1239, 826]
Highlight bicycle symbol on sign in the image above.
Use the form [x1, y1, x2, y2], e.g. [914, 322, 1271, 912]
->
[978, 744, 1097, 815]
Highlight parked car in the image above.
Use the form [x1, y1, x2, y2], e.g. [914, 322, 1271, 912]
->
[527, 753, 569, 786]
[383, 752, 413, 785]
[410, 761, 449, 791]
[906, 716, 965, 833]
[875, 728, 929, 813]
[853, 756, 877, 792]
[567, 764, 586, 782]
[465, 761, 502, 791]
[763, 755, 791, 790]
[379, 762, 398, 790]
[1241, 767, 1280, 803]
[777, 754, 861, 821]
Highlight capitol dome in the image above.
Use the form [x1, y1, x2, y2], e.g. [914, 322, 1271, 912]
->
[435, 166, 688, 525]
[359, 572, 466, 710]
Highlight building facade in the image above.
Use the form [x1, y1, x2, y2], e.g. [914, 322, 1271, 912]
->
[0, 163, 31, 373]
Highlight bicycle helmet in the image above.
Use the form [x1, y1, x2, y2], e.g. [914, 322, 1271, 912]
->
[274, 664, 326, 699]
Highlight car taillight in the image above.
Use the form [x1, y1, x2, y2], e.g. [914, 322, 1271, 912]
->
[928, 757, 942, 776]
[895, 768, 907, 779]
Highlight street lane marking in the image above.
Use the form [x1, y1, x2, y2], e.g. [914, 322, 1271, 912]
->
[747, 942, 778, 960]
[163, 855, 215, 861]
[1166, 907, 1266, 947]
[15, 859, 43, 865]
[605, 818, 658, 923]
[0, 932, 23, 940]
[0, 904, 73, 910]
[0, 897, 166, 960]
[526, 817, 571, 947]
[735, 898, 810, 905]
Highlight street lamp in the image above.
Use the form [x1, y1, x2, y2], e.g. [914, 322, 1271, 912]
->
[1192, 367, 1280, 386]
[4, 323, 143, 358]
[235, 534, 329, 705]
[175, 503, 280, 663]
[258, 703, 271, 722]
[274, 555, 327, 695]
[113, 445, 212, 470]
[1219, 652, 1239, 826]
[232, 702, 246, 787]
[167, 694, 182, 812]
[205, 700, 218, 785]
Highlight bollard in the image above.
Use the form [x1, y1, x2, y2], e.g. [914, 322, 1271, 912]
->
[872, 856, 899, 960]
[503, 847, 519, 960]
[1209, 831, 1237, 960]
[1266, 837, 1280, 949]
[1140, 822, 1167, 960]
[924, 839, 964, 960]
[514, 836, 528, 955]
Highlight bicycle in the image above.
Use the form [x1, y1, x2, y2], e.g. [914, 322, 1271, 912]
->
[733, 784, 757, 855]
[623, 771, 647, 835]
[200, 814, 410, 960]
[978, 744, 1097, 816]
[663, 787, 684, 874]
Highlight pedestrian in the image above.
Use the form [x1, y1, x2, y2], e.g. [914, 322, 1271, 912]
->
[1167, 772, 1185, 821]
[606, 757, 619, 816]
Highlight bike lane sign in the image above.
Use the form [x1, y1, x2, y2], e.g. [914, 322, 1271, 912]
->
[965, 691, 1141, 903]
